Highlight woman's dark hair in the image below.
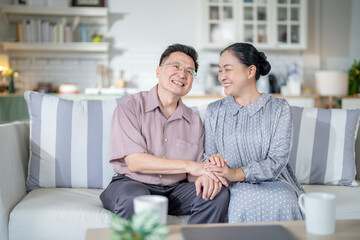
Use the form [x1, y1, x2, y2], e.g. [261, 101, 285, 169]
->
[159, 44, 199, 72]
[220, 43, 271, 80]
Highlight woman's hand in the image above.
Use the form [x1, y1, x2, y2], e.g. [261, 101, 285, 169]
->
[205, 153, 227, 167]
[204, 161, 246, 182]
[187, 162, 228, 186]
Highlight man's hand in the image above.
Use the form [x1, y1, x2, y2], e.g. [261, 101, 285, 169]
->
[195, 175, 223, 200]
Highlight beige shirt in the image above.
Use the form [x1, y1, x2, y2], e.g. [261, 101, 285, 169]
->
[110, 85, 204, 186]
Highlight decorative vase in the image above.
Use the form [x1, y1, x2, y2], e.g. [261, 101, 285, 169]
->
[8, 76, 15, 93]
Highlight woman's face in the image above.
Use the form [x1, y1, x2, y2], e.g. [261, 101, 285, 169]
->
[218, 50, 255, 96]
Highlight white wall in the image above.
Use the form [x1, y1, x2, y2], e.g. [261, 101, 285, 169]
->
[303, 0, 360, 90]
[106, 0, 202, 92]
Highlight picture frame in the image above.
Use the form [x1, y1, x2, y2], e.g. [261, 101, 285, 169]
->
[72, 0, 105, 7]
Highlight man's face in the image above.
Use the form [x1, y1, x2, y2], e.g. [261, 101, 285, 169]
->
[156, 52, 196, 98]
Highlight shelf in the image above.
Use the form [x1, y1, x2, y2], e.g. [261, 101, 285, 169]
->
[0, 5, 108, 28]
[0, 5, 108, 17]
[1, 42, 109, 53]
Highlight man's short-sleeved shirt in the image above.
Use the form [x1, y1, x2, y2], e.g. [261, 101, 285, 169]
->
[110, 85, 204, 186]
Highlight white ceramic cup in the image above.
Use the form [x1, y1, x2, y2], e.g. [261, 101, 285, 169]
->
[298, 192, 336, 235]
[133, 195, 168, 224]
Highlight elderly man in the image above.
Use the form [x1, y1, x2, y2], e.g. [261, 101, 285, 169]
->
[100, 44, 229, 224]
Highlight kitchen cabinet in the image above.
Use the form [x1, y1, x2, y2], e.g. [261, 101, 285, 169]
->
[342, 96, 360, 109]
[201, 0, 307, 50]
[0, 5, 109, 53]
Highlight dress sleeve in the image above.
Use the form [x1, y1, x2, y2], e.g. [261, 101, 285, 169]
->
[202, 104, 219, 161]
[242, 101, 293, 183]
[109, 101, 147, 162]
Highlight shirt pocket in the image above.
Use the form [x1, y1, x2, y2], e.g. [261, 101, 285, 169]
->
[175, 138, 200, 161]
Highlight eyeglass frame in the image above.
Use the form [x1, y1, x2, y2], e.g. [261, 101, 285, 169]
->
[160, 62, 197, 78]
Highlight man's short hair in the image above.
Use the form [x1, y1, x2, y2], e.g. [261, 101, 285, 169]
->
[159, 44, 199, 72]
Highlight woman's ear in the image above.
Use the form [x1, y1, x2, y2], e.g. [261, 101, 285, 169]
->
[248, 65, 256, 79]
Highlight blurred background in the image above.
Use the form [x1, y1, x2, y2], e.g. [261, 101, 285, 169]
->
[0, 0, 359, 110]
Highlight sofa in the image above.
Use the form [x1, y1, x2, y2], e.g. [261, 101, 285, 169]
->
[1, 92, 360, 240]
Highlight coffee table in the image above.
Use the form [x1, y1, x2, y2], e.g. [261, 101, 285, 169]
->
[85, 219, 360, 240]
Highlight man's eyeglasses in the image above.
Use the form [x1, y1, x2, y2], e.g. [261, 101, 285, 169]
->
[161, 63, 197, 78]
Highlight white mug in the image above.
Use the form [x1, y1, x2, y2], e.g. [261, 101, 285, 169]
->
[298, 192, 336, 235]
[133, 195, 168, 224]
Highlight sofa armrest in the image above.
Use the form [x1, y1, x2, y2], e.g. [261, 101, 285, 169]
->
[0, 122, 29, 240]
[356, 126, 360, 181]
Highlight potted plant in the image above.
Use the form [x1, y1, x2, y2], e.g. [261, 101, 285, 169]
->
[110, 211, 168, 240]
[348, 59, 360, 95]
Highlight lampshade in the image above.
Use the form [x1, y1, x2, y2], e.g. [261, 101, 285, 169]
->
[0, 53, 9, 68]
[315, 71, 349, 96]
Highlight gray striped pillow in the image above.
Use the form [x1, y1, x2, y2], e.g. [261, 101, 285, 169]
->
[24, 91, 126, 191]
[289, 106, 360, 186]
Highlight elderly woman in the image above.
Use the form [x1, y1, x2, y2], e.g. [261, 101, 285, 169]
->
[203, 43, 304, 223]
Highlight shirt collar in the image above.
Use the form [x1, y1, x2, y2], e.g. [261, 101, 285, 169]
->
[145, 84, 192, 123]
[227, 93, 271, 117]
[145, 85, 161, 113]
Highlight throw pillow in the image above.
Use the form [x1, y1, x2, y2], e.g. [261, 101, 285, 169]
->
[289, 106, 360, 186]
[24, 91, 126, 191]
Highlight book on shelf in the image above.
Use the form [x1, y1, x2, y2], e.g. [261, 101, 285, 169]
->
[15, 17, 74, 43]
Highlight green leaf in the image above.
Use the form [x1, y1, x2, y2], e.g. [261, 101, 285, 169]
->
[144, 225, 169, 240]
[131, 211, 160, 234]
[110, 213, 130, 233]
[110, 232, 123, 240]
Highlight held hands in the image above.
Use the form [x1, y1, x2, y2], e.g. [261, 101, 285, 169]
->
[188, 162, 228, 186]
[195, 175, 222, 200]
[205, 153, 227, 167]
[204, 153, 244, 182]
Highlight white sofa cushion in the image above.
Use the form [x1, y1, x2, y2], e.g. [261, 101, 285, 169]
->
[302, 180, 360, 220]
[8, 188, 188, 240]
[8, 188, 111, 240]
[289, 107, 360, 186]
[24, 92, 126, 190]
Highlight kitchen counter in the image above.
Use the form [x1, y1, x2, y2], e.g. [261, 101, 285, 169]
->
[0, 93, 29, 123]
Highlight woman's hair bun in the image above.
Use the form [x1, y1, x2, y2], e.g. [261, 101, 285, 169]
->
[258, 52, 271, 76]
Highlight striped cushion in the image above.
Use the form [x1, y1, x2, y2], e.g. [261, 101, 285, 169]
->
[24, 91, 126, 191]
[289, 106, 360, 186]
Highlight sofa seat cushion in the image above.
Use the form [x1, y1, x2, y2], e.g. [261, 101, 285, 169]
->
[9, 188, 188, 240]
[9, 188, 111, 240]
[302, 180, 360, 220]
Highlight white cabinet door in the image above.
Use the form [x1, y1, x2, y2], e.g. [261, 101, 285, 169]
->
[202, 0, 236, 49]
[274, 0, 307, 49]
[202, 0, 307, 50]
[238, 0, 272, 49]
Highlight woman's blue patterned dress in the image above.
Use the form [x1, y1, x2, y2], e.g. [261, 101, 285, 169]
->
[203, 94, 304, 223]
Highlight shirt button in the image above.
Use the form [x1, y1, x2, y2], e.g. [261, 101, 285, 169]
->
[159, 174, 163, 178]
[164, 138, 168, 142]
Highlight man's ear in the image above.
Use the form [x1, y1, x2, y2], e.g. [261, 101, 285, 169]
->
[248, 65, 256, 79]
[156, 66, 161, 78]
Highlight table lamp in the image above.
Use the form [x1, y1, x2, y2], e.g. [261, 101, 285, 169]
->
[315, 71, 349, 108]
